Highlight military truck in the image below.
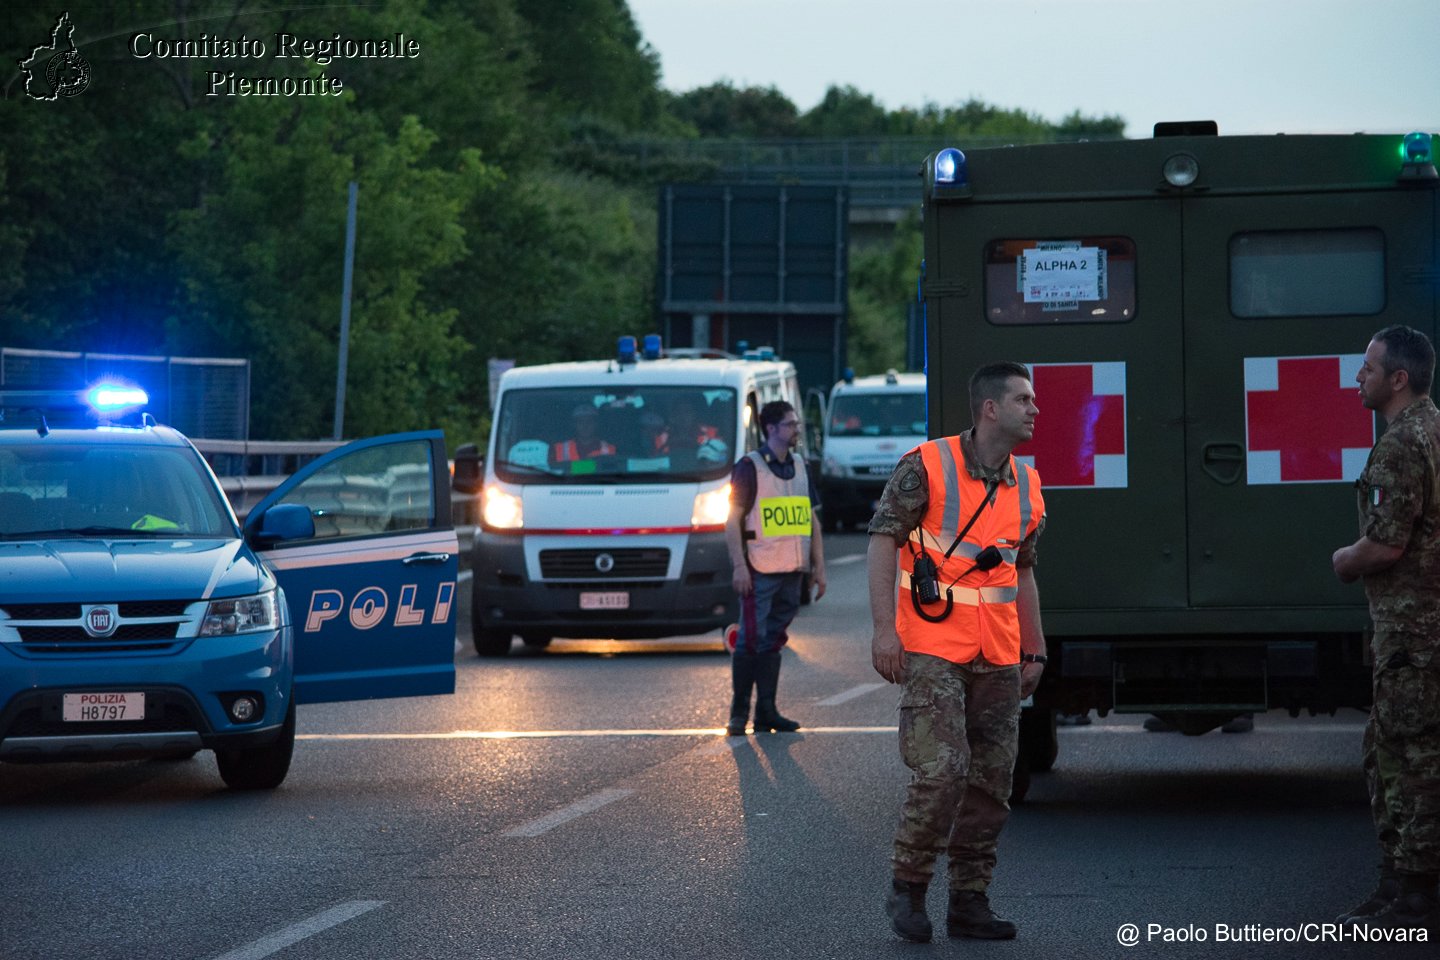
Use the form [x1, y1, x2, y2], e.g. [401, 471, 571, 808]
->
[919, 126, 1438, 798]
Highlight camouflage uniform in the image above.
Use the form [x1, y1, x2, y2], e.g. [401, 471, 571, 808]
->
[1355, 397, 1440, 875]
[870, 432, 1044, 888]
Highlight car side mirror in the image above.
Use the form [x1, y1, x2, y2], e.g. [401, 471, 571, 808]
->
[253, 503, 315, 546]
[452, 443, 484, 494]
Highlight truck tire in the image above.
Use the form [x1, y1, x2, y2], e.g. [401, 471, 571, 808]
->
[474, 627, 513, 657]
[1019, 706, 1059, 772]
[216, 699, 295, 790]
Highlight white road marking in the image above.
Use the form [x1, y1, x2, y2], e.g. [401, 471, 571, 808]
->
[828, 554, 866, 566]
[502, 787, 634, 838]
[298, 726, 900, 742]
[210, 900, 384, 960]
[816, 682, 889, 706]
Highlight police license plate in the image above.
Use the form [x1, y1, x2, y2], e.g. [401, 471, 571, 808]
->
[580, 591, 629, 611]
[63, 692, 145, 722]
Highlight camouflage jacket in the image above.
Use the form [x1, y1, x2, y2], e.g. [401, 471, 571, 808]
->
[1357, 396, 1440, 630]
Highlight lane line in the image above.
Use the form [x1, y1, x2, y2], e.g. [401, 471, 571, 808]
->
[816, 682, 889, 706]
[828, 554, 866, 566]
[502, 787, 634, 838]
[298, 726, 900, 741]
[210, 900, 384, 960]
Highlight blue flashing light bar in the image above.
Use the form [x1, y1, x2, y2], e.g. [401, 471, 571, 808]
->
[641, 334, 662, 360]
[617, 335, 637, 364]
[86, 384, 149, 412]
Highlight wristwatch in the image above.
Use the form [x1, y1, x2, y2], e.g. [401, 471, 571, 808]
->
[1019, 653, 1048, 664]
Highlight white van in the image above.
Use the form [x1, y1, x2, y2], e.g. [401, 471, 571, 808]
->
[814, 370, 927, 531]
[462, 338, 803, 655]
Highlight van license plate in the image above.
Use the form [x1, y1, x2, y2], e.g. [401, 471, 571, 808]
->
[63, 692, 145, 722]
[580, 592, 629, 610]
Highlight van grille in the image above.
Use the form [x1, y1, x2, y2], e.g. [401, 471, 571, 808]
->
[538, 548, 669, 579]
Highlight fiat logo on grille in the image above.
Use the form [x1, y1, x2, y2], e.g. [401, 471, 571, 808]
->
[594, 552, 615, 573]
[85, 606, 117, 638]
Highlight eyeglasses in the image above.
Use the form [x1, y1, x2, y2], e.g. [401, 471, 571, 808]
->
[777, 419, 801, 429]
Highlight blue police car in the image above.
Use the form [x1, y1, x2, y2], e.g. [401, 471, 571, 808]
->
[0, 386, 456, 789]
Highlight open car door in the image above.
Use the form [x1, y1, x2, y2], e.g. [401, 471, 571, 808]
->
[243, 431, 457, 704]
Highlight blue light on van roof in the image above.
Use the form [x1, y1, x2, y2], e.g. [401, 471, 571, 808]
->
[617, 335, 637, 364]
[85, 384, 149, 412]
[641, 334, 662, 360]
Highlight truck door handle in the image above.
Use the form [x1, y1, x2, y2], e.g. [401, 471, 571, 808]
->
[1201, 442, 1245, 485]
[402, 552, 452, 565]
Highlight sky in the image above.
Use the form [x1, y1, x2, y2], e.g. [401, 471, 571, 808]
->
[628, 0, 1439, 138]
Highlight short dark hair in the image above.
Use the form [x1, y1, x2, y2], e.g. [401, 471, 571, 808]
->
[1373, 325, 1435, 397]
[758, 400, 795, 434]
[968, 361, 1033, 421]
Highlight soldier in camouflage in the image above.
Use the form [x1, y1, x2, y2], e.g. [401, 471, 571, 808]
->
[868, 363, 1046, 943]
[1332, 325, 1440, 933]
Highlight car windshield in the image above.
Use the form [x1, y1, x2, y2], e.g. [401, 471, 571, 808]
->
[829, 392, 927, 438]
[493, 385, 737, 483]
[0, 440, 235, 539]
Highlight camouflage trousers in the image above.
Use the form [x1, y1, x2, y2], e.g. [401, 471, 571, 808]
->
[1365, 627, 1440, 875]
[891, 652, 1020, 891]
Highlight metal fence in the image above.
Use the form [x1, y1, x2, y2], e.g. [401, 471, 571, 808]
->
[1, 347, 250, 440]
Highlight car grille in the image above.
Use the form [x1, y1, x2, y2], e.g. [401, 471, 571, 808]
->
[538, 548, 670, 579]
[0, 599, 198, 656]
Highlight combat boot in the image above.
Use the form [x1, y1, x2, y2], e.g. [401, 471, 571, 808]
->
[1374, 872, 1439, 932]
[947, 889, 1018, 940]
[885, 879, 932, 943]
[726, 654, 757, 736]
[1336, 861, 1400, 924]
[753, 651, 800, 732]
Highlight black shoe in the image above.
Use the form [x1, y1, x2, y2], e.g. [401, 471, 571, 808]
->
[1221, 714, 1254, 733]
[1374, 873, 1439, 931]
[754, 699, 800, 733]
[886, 879, 932, 943]
[947, 889, 1017, 939]
[1337, 862, 1400, 924]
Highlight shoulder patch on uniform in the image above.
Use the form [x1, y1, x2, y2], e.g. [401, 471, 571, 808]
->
[898, 466, 922, 492]
[1372, 486, 1384, 507]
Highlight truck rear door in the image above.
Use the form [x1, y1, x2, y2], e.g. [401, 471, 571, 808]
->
[1181, 191, 1435, 608]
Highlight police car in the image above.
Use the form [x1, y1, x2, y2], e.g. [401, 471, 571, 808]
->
[0, 386, 456, 789]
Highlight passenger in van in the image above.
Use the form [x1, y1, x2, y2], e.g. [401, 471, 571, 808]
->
[660, 399, 728, 464]
[551, 404, 615, 463]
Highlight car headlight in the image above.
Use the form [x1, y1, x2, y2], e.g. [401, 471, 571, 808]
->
[483, 485, 523, 529]
[823, 455, 845, 478]
[200, 590, 278, 637]
[691, 483, 731, 528]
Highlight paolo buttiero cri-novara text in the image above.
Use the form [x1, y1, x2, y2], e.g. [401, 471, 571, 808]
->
[129, 32, 420, 97]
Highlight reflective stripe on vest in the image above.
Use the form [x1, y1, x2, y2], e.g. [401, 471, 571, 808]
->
[743, 450, 812, 574]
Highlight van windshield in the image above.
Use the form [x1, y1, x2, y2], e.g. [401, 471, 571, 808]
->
[829, 392, 927, 438]
[493, 386, 737, 483]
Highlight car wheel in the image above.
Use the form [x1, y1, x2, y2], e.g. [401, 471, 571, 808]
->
[216, 698, 295, 790]
[474, 627, 513, 657]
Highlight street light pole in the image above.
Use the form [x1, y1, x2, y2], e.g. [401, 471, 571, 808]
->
[333, 180, 358, 441]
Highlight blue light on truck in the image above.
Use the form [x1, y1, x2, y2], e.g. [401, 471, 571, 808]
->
[1401, 131, 1433, 164]
[934, 148, 965, 184]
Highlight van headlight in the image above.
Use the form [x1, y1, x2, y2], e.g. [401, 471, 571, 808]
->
[200, 591, 278, 637]
[823, 455, 846, 478]
[483, 485, 523, 529]
[692, 483, 731, 528]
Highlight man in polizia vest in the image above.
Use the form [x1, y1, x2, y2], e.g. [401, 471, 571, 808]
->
[723, 400, 826, 735]
[867, 362, 1047, 944]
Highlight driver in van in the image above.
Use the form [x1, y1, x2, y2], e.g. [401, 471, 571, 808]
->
[551, 404, 615, 463]
[661, 399, 728, 464]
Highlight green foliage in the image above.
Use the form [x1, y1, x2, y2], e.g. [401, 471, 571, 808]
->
[848, 212, 922, 376]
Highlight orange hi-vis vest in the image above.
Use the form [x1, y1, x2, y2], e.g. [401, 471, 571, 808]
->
[551, 438, 616, 461]
[896, 436, 1044, 666]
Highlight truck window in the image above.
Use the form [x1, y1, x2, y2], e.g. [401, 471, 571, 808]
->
[1230, 228, 1385, 318]
[984, 237, 1136, 325]
[829, 392, 926, 437]
[493, 386, 736, 483]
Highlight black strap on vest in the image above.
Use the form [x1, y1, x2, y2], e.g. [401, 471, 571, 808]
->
[908, 478, 998, 623]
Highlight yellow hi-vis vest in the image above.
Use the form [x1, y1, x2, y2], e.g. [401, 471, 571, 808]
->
[896, 437, 1044, 666]
[743, 449, 813, 574]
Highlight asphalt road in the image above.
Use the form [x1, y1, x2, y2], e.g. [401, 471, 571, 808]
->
[0, 532, 1427, 959]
